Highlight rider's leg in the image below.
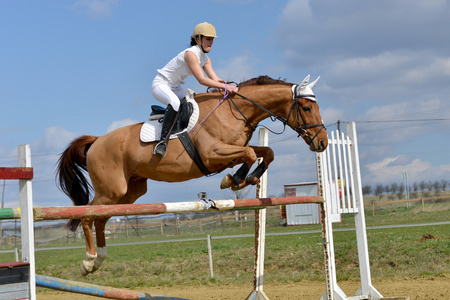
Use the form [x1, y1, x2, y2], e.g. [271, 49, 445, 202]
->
[151, 75, 185, 111]
[154, 104, 180, 158]
[151, 78, 185, 158]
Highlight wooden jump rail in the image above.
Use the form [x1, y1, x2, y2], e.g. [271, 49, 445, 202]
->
[0, 167, 33, 180]
[0, 196, 323, 221]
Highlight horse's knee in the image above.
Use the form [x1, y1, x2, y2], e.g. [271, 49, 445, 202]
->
[265, 148, 274, 163]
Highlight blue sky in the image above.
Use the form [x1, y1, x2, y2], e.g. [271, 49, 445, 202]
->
[1, 0, 450, 208]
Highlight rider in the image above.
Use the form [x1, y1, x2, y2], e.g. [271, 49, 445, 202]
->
[151, 22, 239, 158]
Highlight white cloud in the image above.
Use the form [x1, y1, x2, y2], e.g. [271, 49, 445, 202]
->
[32, 126, 79, 152]
[107, 118, 139, 133]
[71, 0, 118, 19]
[362, 155, 450, 185]
[281, 0, 313, 23]
[215, 52, 258, 82]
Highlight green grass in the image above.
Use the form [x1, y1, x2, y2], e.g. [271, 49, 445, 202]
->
[0, 202, 449, 290]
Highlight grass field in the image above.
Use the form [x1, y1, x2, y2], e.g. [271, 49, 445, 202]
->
[1, 202, 448, 293]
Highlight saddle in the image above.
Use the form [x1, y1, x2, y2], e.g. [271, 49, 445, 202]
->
[140, 90, 212, 175]
[140, 90, 199, 142]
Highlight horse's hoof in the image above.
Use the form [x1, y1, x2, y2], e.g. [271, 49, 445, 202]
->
[231, 185, 242, 191]
[220, 174, 233, 189]
[231, 181, 247, 191]
[80, 262, 91, 276]
[246, 174, 260, 185]
[249, 177, 260, 185]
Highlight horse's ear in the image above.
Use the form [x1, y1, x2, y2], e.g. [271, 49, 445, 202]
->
[308, 76, 320, 89]
[295, 74, 320, 101]
[299, 74, 311, 91]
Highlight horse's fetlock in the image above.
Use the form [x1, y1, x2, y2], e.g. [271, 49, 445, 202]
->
[97, 247, 107, 259]
[93, 247, 107, 270]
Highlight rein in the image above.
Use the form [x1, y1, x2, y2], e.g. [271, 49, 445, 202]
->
[229, 87, 326, 149]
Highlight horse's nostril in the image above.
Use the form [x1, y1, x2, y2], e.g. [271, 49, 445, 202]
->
[320, 140, 325, 149]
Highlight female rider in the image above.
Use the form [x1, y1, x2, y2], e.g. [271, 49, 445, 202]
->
[151, 22, 239, 158]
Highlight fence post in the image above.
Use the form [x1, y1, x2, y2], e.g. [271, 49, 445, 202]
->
[18, 145, 36, 300]
[246, 128, 269, 300]
[207, 234, 214, 278]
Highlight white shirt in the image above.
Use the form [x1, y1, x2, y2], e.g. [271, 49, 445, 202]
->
[157, 45, 208, 87]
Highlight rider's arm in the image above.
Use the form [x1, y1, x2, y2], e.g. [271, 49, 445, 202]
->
[203, 58, 222, 82]
[185, 52, 238, 93]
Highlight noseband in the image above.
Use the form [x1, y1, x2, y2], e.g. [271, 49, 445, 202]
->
[229, 85, 326, 149]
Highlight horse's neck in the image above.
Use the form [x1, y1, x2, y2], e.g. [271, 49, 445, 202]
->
[237, 86, 292, 125]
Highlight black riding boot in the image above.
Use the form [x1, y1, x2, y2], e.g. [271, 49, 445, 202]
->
[154, 104, 180, 158]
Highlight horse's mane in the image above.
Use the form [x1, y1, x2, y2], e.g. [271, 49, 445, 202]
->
[239, 75, 292, 87]
[204, 76, 292, 94]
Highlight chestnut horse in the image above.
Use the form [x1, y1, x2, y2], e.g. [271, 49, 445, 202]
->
[57, 75, 328, 275]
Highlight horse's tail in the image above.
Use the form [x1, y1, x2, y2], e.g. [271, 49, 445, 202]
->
[56, 135, 98, 232]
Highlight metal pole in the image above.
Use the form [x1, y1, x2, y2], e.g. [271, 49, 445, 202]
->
[207, 234, 214, 278]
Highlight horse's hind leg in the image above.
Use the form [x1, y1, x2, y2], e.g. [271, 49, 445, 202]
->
[80, 191, 121, 275]
[80, 216, 110, 275]
[92, 217, 110, 272]
[80, 217, 96, 276]
[81, 178, 148, 275]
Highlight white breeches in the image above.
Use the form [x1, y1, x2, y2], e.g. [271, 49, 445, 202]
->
[151, 74, 186, 112]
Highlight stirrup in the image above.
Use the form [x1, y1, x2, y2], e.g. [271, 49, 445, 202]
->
[153, 141, 167, 158]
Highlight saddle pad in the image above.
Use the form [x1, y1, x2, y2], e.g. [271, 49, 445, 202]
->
[140, 98, 199, 143]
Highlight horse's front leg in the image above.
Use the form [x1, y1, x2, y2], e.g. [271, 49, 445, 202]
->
[245, 145, 274, 184]
[204, 143, 257, 190]
[226, 146, 274, 191]
[80, 217, 97, 276]
[216, 145, 273, 190]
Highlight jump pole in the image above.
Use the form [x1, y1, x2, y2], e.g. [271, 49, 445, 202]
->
[35, 275, 188, 300]
[0, 196, 323, 221]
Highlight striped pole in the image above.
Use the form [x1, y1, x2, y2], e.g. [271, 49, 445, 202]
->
[0, 207, 20, 219]
[0, 196, 323, 221]
[36, 275, 188, 300]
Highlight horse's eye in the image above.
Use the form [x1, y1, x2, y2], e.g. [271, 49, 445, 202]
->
[303, 106, 311, 113]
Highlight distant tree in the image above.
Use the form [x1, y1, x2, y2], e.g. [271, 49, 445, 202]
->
[419, 180, 428, 197]
[390, 183, 399, 195]
[375, 184, 384, 200]
[441, 179, 448, 191]
[397, 183, 405, 200]
[384, 184, 390, 194]
[432, 180, 441, 196]
[411, 182, 419, 199]
[426, 181, 434, 193]
[362, 185, 372, 195]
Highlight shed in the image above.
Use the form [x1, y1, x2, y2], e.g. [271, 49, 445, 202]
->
[284, 182, 320, 225]
[283, 182, 341, 226]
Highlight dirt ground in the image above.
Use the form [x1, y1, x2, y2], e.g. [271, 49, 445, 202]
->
[37, 275, 449, 300]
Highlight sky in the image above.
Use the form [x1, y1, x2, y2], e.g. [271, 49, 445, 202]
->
[1, 0, 450, 209]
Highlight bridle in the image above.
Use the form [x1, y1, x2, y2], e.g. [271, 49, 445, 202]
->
[228, 85, 326, 149]
[289, 85, 326, 147]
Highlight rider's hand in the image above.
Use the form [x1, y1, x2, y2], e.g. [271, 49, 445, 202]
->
[227, 84, 239, 94]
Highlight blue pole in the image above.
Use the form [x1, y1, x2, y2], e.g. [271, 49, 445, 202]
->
[36, 275, 189, 300]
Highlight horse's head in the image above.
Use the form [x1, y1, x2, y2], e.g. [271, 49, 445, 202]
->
[288, 75, 328, 152]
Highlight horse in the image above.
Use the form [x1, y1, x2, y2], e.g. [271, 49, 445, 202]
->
[56, 74, 328, 275]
